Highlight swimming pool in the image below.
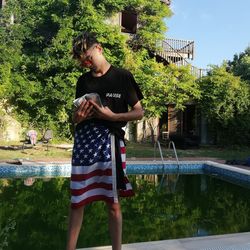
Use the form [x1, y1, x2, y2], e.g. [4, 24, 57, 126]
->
[1, 160, 250, 250]
[1, 160, 250, 187]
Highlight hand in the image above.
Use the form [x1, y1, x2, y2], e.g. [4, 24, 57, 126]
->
[89, 100, 144, 122]
[89, 100, 116, 121]
[73, 99, 94, 124]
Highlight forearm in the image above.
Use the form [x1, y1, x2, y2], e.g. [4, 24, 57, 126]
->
[90, 100, 144, 122]
[112, 108, 144, 122]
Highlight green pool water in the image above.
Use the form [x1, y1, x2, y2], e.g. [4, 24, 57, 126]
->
[1, 174, 250, 250]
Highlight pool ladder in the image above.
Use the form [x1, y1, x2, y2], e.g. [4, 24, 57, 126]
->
[154, 140, 180, 190]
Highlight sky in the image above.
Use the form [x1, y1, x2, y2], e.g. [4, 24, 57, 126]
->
[165, 0, 250, 69]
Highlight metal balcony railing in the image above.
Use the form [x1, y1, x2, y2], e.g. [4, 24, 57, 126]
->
[155, 38, 207, 78]
[163, 38, 194, 60]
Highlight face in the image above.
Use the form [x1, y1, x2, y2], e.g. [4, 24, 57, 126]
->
[77, 44, 99, 69]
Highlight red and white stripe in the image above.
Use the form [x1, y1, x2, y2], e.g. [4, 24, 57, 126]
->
[119, 140, 134, 197]
[70, 138, 134, 209]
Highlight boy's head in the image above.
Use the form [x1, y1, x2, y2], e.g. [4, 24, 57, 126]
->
[72, 31, 106, 69]
[72, 31, 99, 59]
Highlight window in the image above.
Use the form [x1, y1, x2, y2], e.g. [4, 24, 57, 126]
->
[121, 11, 137, 34]
[0, 0, 6, 8]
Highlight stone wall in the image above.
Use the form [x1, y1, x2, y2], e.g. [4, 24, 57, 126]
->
[0, 114, 22, 141]
[125, 118, 160, 142]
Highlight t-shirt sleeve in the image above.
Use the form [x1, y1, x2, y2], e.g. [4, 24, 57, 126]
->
[75, 80, 81, 99]
[75, 75, 86, 99]
[126, 71, 143, 107]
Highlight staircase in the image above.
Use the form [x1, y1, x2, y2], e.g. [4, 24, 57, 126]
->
[155, 38, 207, 78]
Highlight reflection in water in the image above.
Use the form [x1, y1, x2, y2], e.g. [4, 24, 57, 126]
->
[0, 174, 250, 250]
[158, 173, 180, 193]
[24, 177, 36, 186]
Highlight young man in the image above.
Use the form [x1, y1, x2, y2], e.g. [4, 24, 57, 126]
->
[66, 31, 144, 250]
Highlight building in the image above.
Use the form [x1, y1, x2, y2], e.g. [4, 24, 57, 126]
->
[0, 0, 6, 8]
[108, 3, 207, 146]
[1, 0, 208, 145]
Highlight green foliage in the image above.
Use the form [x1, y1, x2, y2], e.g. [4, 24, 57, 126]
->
[128, 0, 172, 50]
[0, 219, 16, 250]
[1, 0, 249, 146]
[125, 50, 200, 118]
[224, 47, 250, 144]
[198, 64, 250, 145]
[1, 175, 250, 249]
[228, 46, 250, 84]
[0, 178, 70, 250]
[198, 64, 249, 123]
[0, 0, 173, 139]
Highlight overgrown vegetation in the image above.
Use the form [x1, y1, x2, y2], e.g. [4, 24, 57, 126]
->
[0, 0, 249, 146]
[197, 47, 250, 146]
[0, 0, 200, 138]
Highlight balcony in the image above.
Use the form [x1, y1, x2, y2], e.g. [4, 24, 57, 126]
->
[157, 38, 194, 62]
[155, 38, 207, 78]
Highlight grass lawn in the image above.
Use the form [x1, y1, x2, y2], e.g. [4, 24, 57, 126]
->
[126, 142, 250, 160]
[0, 144, 72, 162]
[0, 140, 249, 162]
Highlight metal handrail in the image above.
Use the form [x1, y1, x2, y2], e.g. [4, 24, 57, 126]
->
[154, 140, 165, 173]
[162, 40, 207, 78]
[155, 39, 207, 78]
[162, 39, 194, 59]
[168, 140, 180, 170]
[154, 140, 180, 191]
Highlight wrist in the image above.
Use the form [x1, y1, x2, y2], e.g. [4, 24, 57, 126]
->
[111, 113, 120, 122]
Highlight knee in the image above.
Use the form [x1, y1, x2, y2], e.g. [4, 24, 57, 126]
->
[69, 206, 84, 217]
[108, 203, 122, 218]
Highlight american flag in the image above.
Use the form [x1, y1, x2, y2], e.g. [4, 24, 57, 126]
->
[70, 123, 133, 209]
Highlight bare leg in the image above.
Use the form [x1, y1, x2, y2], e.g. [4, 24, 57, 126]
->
[66, 206, 84, 250]
[107, 202, 122, 250]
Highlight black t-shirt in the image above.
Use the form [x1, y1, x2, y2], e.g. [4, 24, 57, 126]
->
[75, 65, 143, 130]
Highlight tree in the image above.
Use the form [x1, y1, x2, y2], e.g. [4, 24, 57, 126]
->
[0, 0, 174, 139]
[197, 64, 250, 145]
[227, 46, 250, 84]
[123, 48, 201, 141]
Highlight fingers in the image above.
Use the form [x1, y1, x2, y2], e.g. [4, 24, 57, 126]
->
[88, 100, 101, 112]
[74, 100, 94, 123]
[89, 100, 104, 117]
[78, 99, 88, 110]
[84, 101, 93, 114]
[89, 104, 115, 121]
[88, 100, 102, 118]
[74, 99, 114, 122]
[80, 101, 93, 116]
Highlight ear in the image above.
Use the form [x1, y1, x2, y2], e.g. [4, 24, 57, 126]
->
[96, 44, 103, 54]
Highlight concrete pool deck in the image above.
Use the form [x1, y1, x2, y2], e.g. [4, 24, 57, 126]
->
[78, 232, 250, 250]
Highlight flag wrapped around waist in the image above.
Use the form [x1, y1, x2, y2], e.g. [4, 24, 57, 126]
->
[70, 123, 134, 209]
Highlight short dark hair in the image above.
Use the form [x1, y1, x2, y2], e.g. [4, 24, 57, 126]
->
[72, 31, 99, 59]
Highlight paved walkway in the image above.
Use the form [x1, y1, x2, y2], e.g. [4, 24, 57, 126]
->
[78, 232, 250, 250]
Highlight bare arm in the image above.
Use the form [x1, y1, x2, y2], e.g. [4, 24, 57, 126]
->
[90, 100, 144, 122]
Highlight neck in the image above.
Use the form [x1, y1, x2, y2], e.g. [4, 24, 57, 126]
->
[92, 60, 110, 77]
